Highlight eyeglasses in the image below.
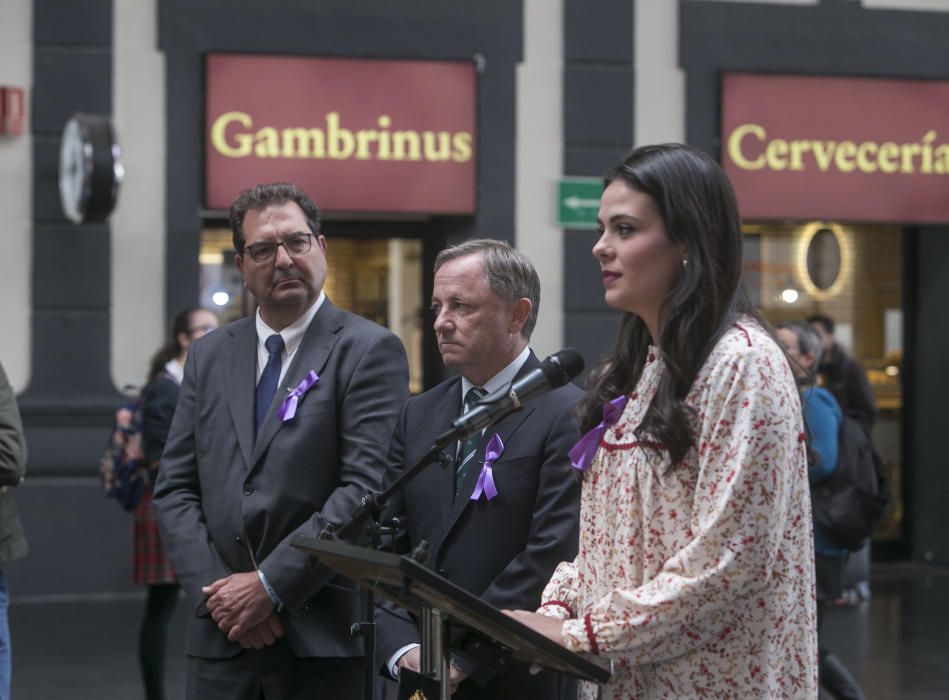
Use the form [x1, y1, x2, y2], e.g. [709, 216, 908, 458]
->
[243, 232, 314, 263]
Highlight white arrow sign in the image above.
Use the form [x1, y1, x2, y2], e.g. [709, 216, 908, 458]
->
[564, 195, 600, 210]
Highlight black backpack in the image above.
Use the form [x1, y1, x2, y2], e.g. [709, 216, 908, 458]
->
[811, 415, 890, 551]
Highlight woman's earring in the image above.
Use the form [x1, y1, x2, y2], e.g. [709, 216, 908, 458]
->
[681, 258, 688, 268]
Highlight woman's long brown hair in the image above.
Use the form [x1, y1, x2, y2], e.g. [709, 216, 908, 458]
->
[579, 143, 764, 471]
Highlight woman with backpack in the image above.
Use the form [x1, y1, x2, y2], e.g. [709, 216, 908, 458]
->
[776, 320, 865, 700]
[136, 307, 218, 700]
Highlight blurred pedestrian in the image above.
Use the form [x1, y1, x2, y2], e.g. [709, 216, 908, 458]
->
[0, 360, 28, 700]
[777, 321, 865, 700]
[808, 313, 877, 603]
[807, 314, 876, 435]
[137, 307, 218, 700]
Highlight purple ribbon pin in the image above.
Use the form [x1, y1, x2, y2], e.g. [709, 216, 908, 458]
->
[470, 433, 504, 501]
[277, 370, 320, 422]
[568, 394, 629, 471]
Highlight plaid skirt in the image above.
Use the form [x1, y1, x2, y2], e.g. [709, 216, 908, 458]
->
[132, 490, 176, 585]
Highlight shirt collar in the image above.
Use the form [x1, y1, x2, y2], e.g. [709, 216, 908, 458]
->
[162, 358, 184, 385]
[461, 345, 531, 408]
[254, 291, 326, 356]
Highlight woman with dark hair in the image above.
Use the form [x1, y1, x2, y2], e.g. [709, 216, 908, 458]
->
[777, 320, 864, 700]
[507, 144, 817, 698]
[135, 306, 218, 700]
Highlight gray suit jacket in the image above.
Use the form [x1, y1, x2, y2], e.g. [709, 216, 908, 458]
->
[154, 300, 409, 659]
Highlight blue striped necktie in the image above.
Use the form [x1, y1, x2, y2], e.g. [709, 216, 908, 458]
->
[455, 386, 487, 493]
[256, 334, 284, 433]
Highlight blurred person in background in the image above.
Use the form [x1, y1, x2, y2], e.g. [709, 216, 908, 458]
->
[808, 313, 876, 603]
[777, 321, 865, 700]
[0, 359, 28, 700]
[138, 307, 219, 700]
[807, 314, 876, 435]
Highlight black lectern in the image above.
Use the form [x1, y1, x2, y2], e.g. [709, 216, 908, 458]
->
[292, 536, 611, 700]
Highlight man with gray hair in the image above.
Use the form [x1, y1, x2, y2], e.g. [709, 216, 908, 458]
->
[375, 239, 581, 698]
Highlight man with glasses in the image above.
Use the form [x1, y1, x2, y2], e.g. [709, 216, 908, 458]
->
[154, 182, 409, 699]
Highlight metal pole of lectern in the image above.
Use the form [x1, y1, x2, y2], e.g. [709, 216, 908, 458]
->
[419, 604, 451, 700]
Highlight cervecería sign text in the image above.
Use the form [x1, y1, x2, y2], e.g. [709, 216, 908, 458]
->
[722, 74, 949, 223]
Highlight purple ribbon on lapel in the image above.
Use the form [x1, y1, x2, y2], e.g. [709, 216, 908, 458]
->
[569, 395, 629, 471]
[277, 370, 320, 422]
[470, 433, 504, 501]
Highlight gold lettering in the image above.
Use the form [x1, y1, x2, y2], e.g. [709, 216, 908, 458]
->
[789, 140, 810, 171]
[355, 130, 377, 160]
[901, 142, 921, 174]
[254, 127, 280, 158]
[393, 131, 421, 161]
[719, 127, 949, 176]
[811, 140, 836, 172]
[210, 111, 253, 158]
[376, 116, 392, 160]
[879, 142, 899, 173]
[921, 130, 936, 174]
[935, 144, 949, 174]
[422, 131, 451, 161]
[326, 112, 354, 159]
[452, 132, 472, 162]
[210, 111, 474, 164]
[834, 141, 856, 172]
[281, 128, 325, 158]
[856, 142, 878, 173]
[726, 123, 766, 170]
[765, 138, 789, 171]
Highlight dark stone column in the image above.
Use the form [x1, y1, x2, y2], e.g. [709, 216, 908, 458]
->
[561, 0, 632, 374]
[22, 0, 118, 473]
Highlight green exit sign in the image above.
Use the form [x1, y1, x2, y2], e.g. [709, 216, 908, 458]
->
[557, 177, 602, 229]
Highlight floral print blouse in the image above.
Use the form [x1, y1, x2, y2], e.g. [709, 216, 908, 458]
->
[539, 319, 818, 699]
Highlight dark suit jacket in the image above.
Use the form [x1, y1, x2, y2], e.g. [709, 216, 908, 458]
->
[375, 351, 581, 698]
[819, 343, 877, 435]
[154, 300, 409, 659]
[142, 372, 179, 466]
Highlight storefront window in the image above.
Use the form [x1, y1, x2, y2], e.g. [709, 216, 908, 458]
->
[743, 222, 903, 542]
[199, 228, 425, 394]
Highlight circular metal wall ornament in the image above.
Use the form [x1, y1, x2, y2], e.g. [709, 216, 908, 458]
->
[59, 113, 124, 224]
[796, 222, 851, 301]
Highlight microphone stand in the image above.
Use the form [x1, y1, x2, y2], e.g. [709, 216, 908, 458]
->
[320, 431, 460, 700]
[317, 351, 584, 698]
[322, 381, 551, 700]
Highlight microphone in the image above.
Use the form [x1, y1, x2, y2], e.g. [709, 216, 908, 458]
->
[444, 348, 585, 443]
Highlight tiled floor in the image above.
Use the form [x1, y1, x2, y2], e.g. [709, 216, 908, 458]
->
[8, 562, 949, 699]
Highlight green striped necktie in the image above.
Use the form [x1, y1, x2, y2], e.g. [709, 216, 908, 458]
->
[455, 386, 487, 493]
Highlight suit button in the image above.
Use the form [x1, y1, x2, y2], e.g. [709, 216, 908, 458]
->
[243, 486, 254, 496]
[438, 569, 448, 577]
